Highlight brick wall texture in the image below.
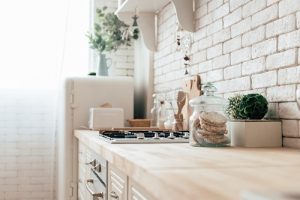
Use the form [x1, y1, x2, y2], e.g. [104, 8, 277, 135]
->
[154, 0, 300, 148]
[0, 90, 56, 199]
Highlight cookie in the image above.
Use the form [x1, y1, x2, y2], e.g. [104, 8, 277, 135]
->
[200, 134, 229, 144]
[200, 112, 227, 126]
[197, 128, 224, 136]
[200, 121, 227, 134]
[192, 118, 201, 130]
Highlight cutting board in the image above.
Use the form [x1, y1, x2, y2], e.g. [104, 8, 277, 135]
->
[182, 75, 202, 130]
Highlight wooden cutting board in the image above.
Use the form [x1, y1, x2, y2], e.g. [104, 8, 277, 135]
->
[182, 75, 202, 130]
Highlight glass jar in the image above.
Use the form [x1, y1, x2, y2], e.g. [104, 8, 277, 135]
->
[157, 100, 167, 129]
[189, 83, 230, 147]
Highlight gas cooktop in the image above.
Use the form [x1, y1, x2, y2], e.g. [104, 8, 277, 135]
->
[99, 130, 190, 144]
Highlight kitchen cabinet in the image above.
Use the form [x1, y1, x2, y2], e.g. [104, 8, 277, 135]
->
[108, 164, 127, 200]
[115, 0, 195, 51]
[128, 179, 153, 200]
[78, 142, 89, 200]
[108, 163, 154, 200]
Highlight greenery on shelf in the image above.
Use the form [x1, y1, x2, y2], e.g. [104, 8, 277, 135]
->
[226, 93, 268, 120]
[86, 6, 139, 54]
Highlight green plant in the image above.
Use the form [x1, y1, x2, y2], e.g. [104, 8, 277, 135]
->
[86, 6, 139, 54]
[226, 93, 269, 120]
[226, 94, 243, 119]
[238, 93, 268, 119]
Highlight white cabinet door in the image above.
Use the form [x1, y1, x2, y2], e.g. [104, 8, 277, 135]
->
[128, 179, 155, 200]
[108, 164, 128, 200]
[78, 142, 87, 200]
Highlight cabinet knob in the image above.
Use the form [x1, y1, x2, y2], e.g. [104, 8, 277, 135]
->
[110, 191, 119, 199]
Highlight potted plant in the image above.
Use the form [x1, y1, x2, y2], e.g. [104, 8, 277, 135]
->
[226, 93, 282, 147]
[87, 6, 139, 76]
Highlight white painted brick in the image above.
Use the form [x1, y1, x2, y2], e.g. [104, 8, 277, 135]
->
[212, 54, 230, 69]
[297, 12, 300, 28]
[242, 26, 265, 47]
[242, 0, 267, 18]
[207, 19, 223, 35]
[278, 30, 300, 50]
[199, 14, 213, 28]
[224, 64, 241, 79]
[212, 3, 230, 21]
[252, 38, 277, 58]
[214, 76, 251, 93]
[282, 120, 299, 137]
[267, 85, 296, 102]
[224, 7, 242, 28]
[252, 70, 277, 89]
[213, 28, 231, 45]
[192, 50, 206, 64]
[198, 36, 213, 50]
[199, 60, 213, 73]
[279, 102, 300, 119]
[279, 0, 300, 17]
[194, 27, 207, 40]
[231, 47, 251, 65]
[252, 4, 278, 28]
[207, 44, 223, 59]
[223, 36, 241, 54]
[265, 102, 279, 119]
[267, 0, 280, 6]
[283, 138, 300, 149]
[195, 4, 208, 19]
[266, 48, 297, 70]
[231, 17, 251, 37]
[278, 66, 300, 84]
[208, 0, 223, 12]
[242, 57, 265, 75]
[207, 69, 224, 82]
[230, 0, 251, 11]
[266, 14, 296, 38]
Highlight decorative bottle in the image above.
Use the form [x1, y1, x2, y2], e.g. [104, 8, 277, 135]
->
[157, 100, 167, 129]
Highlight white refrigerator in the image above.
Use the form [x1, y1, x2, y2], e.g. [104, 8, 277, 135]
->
[57, 76, 134, 200]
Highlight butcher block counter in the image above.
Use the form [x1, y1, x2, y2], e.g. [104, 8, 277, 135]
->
[75, 130, 300, 200]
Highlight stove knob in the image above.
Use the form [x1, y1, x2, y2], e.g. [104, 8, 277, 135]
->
[168, 132, 175, 139]
[152, 132, 160, 139]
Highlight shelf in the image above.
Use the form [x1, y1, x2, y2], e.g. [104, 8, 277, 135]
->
[115, 0, 195, 51]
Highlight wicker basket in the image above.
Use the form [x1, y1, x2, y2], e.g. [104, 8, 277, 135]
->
[127, 119, 151, 127]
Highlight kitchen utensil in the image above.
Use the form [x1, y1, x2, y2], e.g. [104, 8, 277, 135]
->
[177, 90, 186, 115]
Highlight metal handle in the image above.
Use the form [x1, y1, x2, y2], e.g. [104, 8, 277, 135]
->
[110, 191, 119, 199]
[85, 159, 96, 167]
[85, 179, 103, 198]
[93, 164, 101, 173]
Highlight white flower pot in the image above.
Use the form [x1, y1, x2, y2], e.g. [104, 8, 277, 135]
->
[228, 120, 282, 147]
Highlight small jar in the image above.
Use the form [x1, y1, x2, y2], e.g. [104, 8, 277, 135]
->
[189, 83, 230, 147]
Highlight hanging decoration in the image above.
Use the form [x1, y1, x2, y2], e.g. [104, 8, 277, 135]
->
[175, 23, 193, 75]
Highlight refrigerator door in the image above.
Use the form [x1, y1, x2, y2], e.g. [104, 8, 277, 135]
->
[57, 76, 133, 200]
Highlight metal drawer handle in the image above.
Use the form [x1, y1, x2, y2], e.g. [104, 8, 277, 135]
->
[85, 159, 96, 167]
[85, 179, 103, 198]
[110, 191, 119, 199]
[93, 164, 101, 173]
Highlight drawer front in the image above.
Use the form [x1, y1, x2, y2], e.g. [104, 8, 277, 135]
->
[108, 164, 127, 200]
[128, 179, 154, 200]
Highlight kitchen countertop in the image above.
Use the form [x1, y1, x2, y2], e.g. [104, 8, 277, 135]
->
[75, 130, 300, 200]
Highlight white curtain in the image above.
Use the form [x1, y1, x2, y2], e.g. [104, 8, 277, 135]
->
[0, 0, 89, 199]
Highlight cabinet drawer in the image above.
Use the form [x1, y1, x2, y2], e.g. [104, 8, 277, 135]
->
[108, 164, 127, 200]
[128, 178, 155, 200]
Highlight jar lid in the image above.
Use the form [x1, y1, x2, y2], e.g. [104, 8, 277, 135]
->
[189, 82, 228, 107]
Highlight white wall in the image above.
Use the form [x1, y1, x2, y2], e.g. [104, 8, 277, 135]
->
[154, 0, 300, 148]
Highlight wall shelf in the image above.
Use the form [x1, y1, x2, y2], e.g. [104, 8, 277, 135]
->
[115, 0, 195, 51]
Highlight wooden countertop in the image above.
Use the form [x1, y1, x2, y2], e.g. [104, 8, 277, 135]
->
[75, 130, 300, 200]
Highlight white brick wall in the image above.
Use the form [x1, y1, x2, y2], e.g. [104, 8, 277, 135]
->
[0, 90, 55, 200]
[154, 0, 300, 148]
